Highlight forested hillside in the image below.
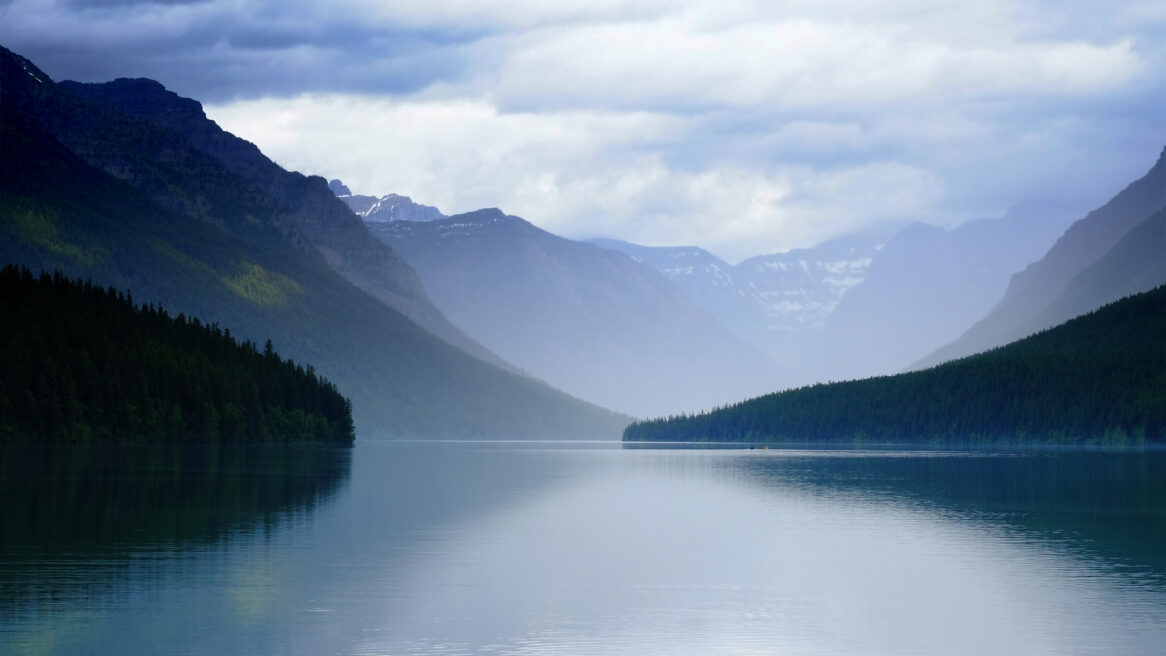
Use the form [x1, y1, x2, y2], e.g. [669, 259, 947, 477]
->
[0, 46, 629, 439]
[625, 285, 1166, 445]
[0, 266, 354, 444]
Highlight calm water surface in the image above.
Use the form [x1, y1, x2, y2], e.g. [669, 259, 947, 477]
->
[2, 442, 1165, 655]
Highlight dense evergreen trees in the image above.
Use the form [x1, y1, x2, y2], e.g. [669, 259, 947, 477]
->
[0, 266, 354, 444]
[625, 285, 1166, 446]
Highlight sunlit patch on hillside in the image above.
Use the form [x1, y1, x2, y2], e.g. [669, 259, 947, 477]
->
[223, 263, 303, 307]
[3, 208, 107, 267]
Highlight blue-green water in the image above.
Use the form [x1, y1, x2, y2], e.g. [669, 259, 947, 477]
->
[2, 442, 1165, 655]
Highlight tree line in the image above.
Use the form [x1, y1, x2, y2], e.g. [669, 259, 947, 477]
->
[625, 285, 1166, 446]
[0, 265, 354, 444]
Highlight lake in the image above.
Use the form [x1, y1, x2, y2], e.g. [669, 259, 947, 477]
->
[2, 442, 1165, 655]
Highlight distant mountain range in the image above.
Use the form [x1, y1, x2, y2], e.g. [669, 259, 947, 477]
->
[364, 208, 785, 417]
[593, 210, 1073, 383]
[337, 168, 1082, 393]
[0, 46, 628, 439]
[590, 233, 883, 348]
[918, 147, 1166, 369]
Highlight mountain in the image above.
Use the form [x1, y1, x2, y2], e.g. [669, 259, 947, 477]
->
[587, 239, 772, 346]
[592, 213, 1071, 385]
[1027, 207, 1166, 333]
[625, 284, 1166, 445]
[735, 232, 888, 333]
[918, 147, 1166, 368]
[332, 183, 446, 222]
[0, 46, 629, 439]
[51, 77, 510, 372]
[590, 232, 887, 383]
[817, 212, 1076, 381]
[368, 210, 785, 417]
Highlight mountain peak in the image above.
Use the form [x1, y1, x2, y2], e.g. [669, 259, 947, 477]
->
[461, 208, 508, 222]
[60, 77, 208, 124]
[335, 190, 447, 222]
[328, 179, 352, 197]
[1, 46, 52, 86]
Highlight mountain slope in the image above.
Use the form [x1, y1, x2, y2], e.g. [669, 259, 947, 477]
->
[1027, 207, 1166, 334]
[625, 285, 1166, 444]
[370, 210, 785, 417]
[819, 214, 1074, 381]
[588, 239, 771, 343]
[919, 147, 1166, 368]
[591, 233, 887, 384]
[52, 76, 506, 371]
[0, 46, 628, 439]
[592, 214, 1070, 385]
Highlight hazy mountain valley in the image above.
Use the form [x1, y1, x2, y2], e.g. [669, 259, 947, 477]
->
[5, 4, 1166, 651]
[5, 37, 1164, 441]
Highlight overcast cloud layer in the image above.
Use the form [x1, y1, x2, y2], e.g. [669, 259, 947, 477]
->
[5, 0, 1164, 260]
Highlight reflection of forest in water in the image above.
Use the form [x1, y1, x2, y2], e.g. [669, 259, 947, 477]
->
[0, 444, 352, 611]
[729, 450, 1166, 576]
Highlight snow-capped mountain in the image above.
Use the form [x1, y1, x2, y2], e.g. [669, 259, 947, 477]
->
[330, 180, 446, 222]
[735, 233, 884, 333]
[591, 232, 887, 380]
[593, 210, 1075, 386]
[587, 240, 768, 340]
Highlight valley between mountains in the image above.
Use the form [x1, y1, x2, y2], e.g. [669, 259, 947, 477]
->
[3, 43, 1165, 444]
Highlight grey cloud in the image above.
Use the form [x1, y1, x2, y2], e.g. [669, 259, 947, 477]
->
[5, 0, 1164, 256]
[3, 1, 493, 102]
[62, 0, 209, 7]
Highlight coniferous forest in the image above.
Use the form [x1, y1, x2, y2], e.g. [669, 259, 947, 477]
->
[624, 285, 1166, 446]
[0, 265, 354, 445]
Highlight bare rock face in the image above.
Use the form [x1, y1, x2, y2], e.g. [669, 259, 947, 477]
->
[328, 179, 351, 197]
[329, 183, 447, 223]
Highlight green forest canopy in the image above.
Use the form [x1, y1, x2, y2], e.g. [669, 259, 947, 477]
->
[0, 265, 354, 445]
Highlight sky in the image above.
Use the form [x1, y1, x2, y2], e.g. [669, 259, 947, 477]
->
[4, 0, 1165, 261]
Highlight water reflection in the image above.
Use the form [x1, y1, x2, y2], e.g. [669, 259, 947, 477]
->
[0, 444, 352, 650]
[2, 443, 1165, 655]
[724, 449, 1166, 575]
[352, 447, 1166, 655]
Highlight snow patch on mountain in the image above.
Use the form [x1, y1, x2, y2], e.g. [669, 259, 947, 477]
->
[329, 181, 446, 222]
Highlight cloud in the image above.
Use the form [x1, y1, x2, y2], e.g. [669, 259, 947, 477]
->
[207, 94, 952, 260]
[7, 0, 1166, 260]
[486, 16, 1144, 114]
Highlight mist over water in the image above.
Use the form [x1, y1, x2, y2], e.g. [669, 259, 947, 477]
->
[2, 443, 1164, 655]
